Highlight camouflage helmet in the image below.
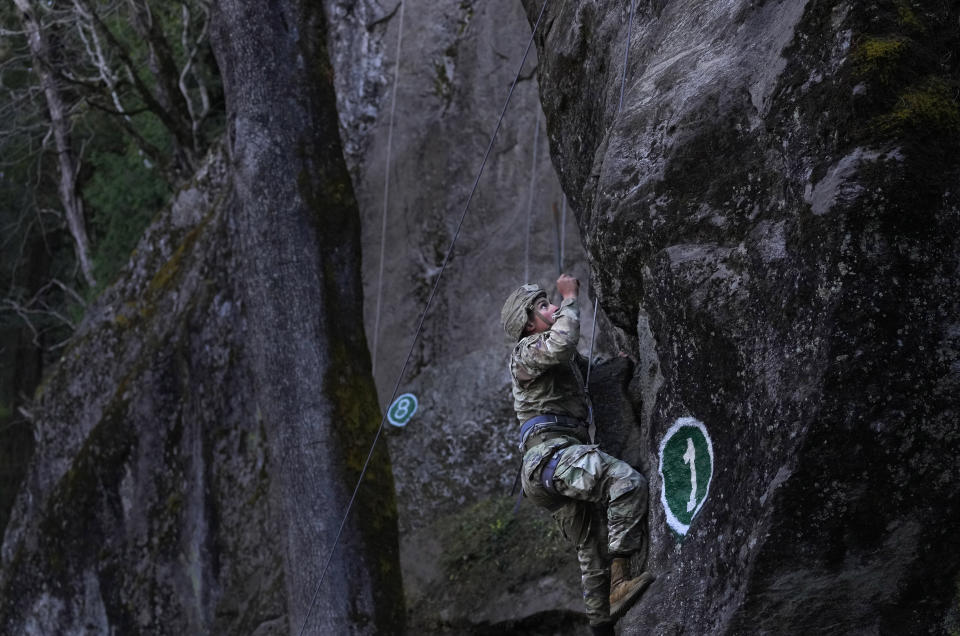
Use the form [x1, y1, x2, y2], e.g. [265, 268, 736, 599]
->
[501, 283, 547, 341]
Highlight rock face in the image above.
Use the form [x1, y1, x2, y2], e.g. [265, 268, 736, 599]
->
[4, 0, 956, 633]
[324, 0, 613, 631]
[0, 1, 405, 632]
[211, 0, 405, 631]
[0, 151, 292, 635]
[520, 0, 960, 633]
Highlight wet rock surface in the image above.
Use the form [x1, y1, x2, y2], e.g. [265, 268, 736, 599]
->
[521, 0, 960, 633]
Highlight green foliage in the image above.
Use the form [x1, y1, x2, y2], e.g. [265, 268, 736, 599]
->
[0, 0, 223, 547]
[84, 135, 171, 287]
[844, 0, 960, 151]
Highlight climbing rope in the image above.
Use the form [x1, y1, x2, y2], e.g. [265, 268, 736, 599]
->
[585, 0, 636, 390]
[297, 2, 551, 633]
[618, 0, 636, 113]
[371, 0, 406, 377]
[560, 195, 567, 272]
[524, 109, 540, 283]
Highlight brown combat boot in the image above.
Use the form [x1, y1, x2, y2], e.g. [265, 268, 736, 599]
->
[609, 557, 654, 620]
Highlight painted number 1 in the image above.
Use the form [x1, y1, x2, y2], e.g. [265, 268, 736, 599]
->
[683, 437, 697, 512]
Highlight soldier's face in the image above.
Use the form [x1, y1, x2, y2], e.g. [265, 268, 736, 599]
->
[524, 297, 558, 335]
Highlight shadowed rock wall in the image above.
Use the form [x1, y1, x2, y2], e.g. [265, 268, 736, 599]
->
[325, 0, 612, 631]
[0, 0, 405, 632]
[0, 152, 293, 635]
[5, 0, 955, 633]
[521, 0, 960, 633]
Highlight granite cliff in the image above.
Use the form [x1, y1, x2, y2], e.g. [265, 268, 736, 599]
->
[1, 0, 957, 634]
[519, 0, 960, 633]
[0, 1, 403, 633]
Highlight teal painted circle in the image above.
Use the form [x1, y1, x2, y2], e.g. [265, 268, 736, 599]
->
[658, 417, 713, 535]
[387, 393, 418, 427]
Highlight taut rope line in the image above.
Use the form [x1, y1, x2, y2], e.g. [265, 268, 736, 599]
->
[371, 0, 406, 378]
[296, 2, 552, 633]
[587, 0, 636, 387]
[524, 109, 540, 283]
[618, 0, 636, 113]
[560, 195, 567, 272]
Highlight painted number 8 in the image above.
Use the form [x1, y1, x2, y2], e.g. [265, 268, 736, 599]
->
[387, 393, 418, 427]
[393, 398, 411, 419]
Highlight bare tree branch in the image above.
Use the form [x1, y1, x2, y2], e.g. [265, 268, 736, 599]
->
[79, 0, 196, 174]
[13, 0, 96, 287]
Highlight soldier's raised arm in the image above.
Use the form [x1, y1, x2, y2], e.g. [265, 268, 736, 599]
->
[515, 274, 581, 377]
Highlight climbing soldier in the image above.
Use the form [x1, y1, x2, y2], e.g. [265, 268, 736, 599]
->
[501, 274, 653, 635]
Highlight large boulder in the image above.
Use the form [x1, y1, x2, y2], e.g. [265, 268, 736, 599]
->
[521, 0, 960, 633]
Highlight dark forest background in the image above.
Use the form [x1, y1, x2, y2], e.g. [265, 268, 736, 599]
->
[1, 0, 224, 535]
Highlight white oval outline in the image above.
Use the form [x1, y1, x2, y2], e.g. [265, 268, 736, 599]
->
[387, 393, 418, 427]
[658, 416, 714, 536]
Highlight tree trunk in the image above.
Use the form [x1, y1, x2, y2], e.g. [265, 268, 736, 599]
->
[14, 0, 96, 288]
[209, 1, 405, 633]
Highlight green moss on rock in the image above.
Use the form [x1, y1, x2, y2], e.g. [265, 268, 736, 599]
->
[894, 0, 923, 31]
[439, 496, 567, 581]
[25, 382, 135, 598]
[147, 222, 206, 296]
[853, 36, 907, 82]
[875, 78, 960, 135]
[325, 336, 406, 628]
[409, 495, 575, 631]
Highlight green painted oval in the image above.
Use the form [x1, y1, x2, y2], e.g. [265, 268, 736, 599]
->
[658, 417, 714, 535]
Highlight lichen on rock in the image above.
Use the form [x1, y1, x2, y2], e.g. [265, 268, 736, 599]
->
[521, 0, 960, 632]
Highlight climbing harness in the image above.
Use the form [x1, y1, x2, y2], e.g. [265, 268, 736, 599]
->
[518, 413, 585, 450]
[297, 1, 551, 633]
[510, 412, 588, 512]
[541, 450, 565, 496]
[371, 0, 406, 377]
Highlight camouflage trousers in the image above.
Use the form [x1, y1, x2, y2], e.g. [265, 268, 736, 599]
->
[525, 443, 648, 626]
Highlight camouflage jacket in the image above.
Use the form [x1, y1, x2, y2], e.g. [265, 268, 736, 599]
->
[509, 296, 590, 505]
[509, 296, 588, 424]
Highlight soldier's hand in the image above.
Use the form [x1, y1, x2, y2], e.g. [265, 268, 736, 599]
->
[557, 273, 579, 299]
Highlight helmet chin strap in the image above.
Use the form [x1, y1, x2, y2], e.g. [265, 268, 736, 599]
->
[532, 307, 556, 328]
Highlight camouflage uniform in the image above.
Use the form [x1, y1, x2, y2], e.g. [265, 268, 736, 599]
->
[508, 294, 648, 626]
